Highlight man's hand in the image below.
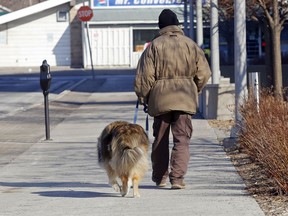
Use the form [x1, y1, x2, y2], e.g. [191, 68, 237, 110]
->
[143, 104, 148, 113]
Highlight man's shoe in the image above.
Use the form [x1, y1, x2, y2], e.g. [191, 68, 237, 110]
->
[156, 180, 167, 187]
[153, 177, 167, 187]
[171, 182, 186, 189]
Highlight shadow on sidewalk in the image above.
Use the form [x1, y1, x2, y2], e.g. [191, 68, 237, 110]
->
[32, 190, 118, 198]
[0, 181, 118, 198]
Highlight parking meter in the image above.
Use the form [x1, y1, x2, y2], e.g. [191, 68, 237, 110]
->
[40, 60, 52, 95]
[40, 60, 51, 140]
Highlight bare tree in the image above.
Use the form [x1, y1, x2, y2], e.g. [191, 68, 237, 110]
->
[254, 0, 288, 98]
[218, 0, 288, 98]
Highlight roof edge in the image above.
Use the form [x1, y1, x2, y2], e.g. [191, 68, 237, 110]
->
[0, 0, 71, 25]
[0, 5, 12, 13]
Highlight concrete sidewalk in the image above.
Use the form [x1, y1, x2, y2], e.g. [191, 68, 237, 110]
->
[0, 77, 265, 216]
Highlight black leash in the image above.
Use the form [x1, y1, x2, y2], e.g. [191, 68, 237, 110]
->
[133, 100, 139, 124]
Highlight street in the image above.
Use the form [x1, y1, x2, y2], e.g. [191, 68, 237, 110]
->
[0, 71, 92, 118]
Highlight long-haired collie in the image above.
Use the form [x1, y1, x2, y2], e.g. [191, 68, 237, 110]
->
[97, 121, 149, 198]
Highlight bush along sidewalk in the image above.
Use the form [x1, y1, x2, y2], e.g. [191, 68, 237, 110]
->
[238, 89, 288, 195]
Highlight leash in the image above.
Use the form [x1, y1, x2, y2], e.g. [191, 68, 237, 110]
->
[133, 100, 149, 135]
[144, 104, 149, 134]
[133, 100, 139, 124]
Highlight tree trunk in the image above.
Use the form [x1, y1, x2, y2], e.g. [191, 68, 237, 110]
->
[271, 0, 283, 98]
[271, 27, 283, 98]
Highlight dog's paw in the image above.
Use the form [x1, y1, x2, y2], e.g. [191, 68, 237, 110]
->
[121, 192, 128, 197]
[121, 181, 131, 197]
[121, 188, 129, 197]
[133, 193, 141, 198]
[111, 183, 121, 192]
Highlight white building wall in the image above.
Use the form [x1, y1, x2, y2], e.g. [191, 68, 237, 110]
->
[0, 5, 71, 67]
[88, 27, 131, 67]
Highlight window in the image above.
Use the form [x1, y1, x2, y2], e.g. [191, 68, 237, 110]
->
[133, 29, 159, 52]
[0, 24, 7, 44]
[57, 11, 68, 22]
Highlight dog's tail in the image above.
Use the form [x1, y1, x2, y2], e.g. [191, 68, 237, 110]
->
[121, 146, 145, 170]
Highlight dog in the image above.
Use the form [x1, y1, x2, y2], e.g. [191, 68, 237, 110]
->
[97, 121, 149, 198]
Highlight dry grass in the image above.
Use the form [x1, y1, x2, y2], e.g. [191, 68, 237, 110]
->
[238, 89, 288, 195]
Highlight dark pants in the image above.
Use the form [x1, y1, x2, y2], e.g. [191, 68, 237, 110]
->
[151, 111, 193, 184]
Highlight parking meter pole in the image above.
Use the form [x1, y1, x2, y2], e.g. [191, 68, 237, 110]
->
[40, 60, 52, 141]
[43, 91, 50, 140]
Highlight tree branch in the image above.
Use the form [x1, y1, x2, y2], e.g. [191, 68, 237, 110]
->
[257, 0, 274, 28]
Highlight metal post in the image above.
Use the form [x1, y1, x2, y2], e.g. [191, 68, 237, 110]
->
[85, 22, 95, 80]
[184, 0, 188, 36]
[189, 0, 194, 39]
[44, 91, 50, 140]
[210, 0, 220, 84]
[83, 1, 95, 80]
[249, 72, 260, 112]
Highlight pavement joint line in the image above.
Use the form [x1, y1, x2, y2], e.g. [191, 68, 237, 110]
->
[0, 102, 43, 119]
[0, 78, 88, 120]
[53, 78, 88, 101]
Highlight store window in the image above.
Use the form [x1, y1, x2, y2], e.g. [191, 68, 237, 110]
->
[133, 29, 159, 52]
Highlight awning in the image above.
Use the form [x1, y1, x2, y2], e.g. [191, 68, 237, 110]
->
[89, 7, 184, 24]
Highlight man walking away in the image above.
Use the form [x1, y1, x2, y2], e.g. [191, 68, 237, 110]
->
[134, 9, 211, 189]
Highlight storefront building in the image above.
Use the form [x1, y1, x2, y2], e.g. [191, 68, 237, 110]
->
[83, 0, 184, 68]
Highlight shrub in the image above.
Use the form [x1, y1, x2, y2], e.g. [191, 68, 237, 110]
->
[238, 89, 288, 194]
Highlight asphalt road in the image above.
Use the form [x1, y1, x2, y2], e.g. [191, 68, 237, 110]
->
[0, 74, 87, 118]
[0, 68, 136, 118]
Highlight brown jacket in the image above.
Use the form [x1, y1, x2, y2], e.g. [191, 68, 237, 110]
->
[134, 25, 211, 117]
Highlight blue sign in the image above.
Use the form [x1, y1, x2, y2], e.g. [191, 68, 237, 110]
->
[93, 0, 182, 7]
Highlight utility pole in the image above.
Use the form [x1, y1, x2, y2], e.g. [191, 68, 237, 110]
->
[234, 0, 248, 123]
[184, 0, 188, 35]
[196, 0, 203, 47]
[210, 0, 220, 84]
